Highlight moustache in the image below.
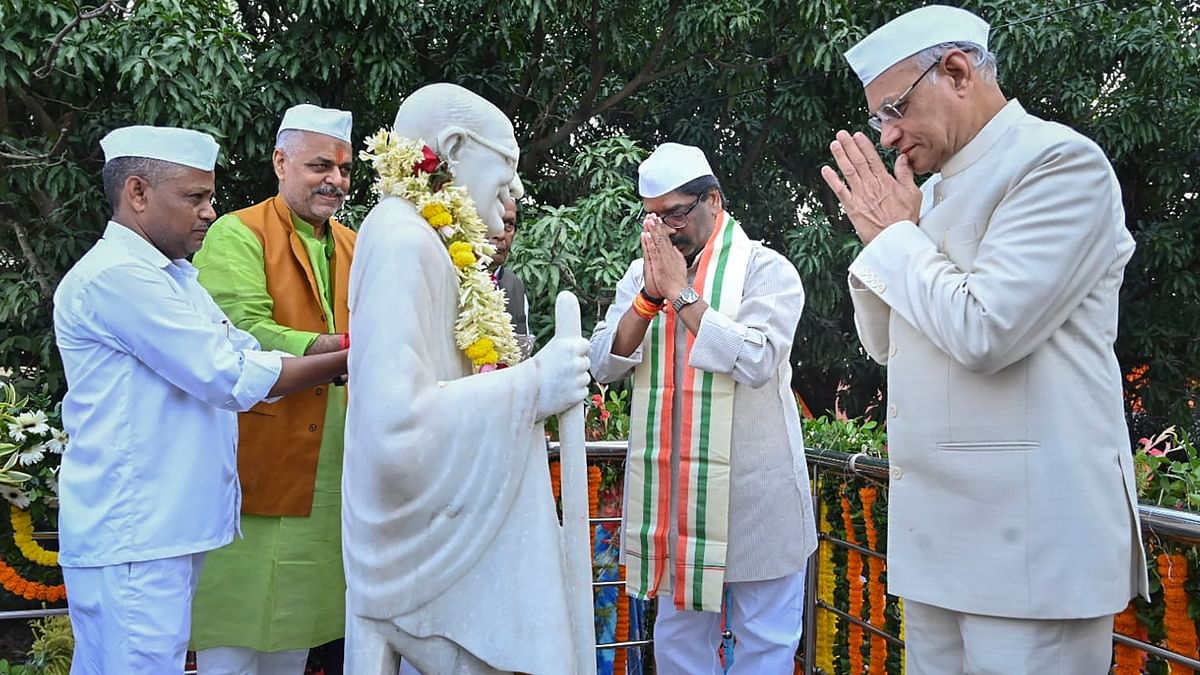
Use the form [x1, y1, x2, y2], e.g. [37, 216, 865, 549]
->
[312, 185, 346, 199]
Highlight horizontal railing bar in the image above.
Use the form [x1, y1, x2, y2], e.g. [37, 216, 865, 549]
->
[816, 600, 905, 648]
[590, 517, 622, 524]
[592, 580, 625, 588]
[819, 533, 887, 561]
[548, 440, 628, 461]
[0, 608, 68, 620]
[595, 639, 653, 649]
[1113, 632, 1200, 669]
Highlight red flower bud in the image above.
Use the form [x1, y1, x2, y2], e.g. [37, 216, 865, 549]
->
[414, 145, 441, 174]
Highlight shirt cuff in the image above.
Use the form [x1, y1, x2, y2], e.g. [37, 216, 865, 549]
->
[280, 330, 321, 357]
[689, 307, 750, 373]
[229, 349, 284, 411]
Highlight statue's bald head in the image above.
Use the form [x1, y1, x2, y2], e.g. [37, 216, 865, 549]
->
[393, 83, 523, 235]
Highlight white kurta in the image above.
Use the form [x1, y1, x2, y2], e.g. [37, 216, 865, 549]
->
[53, 222, 282, 568]
[589, 246, 818, 588]
[344, 197, 578, 674]
[847, 100, 1148, 619]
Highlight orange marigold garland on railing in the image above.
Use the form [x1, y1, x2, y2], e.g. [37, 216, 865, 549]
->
[588, 465, 602, 517]
[860, 487, 887, 675]
[550, 460, 562, 502]
[1158, 551, 1199, 674]
[840, 489, 866, 674]
[613, 577, 630, 675]
[10, 506, 57, 567]
[0, 558, 65, 602]
[1112, 601, 1147, 675]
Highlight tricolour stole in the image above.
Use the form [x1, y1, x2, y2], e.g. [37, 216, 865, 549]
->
[624, 211, 752, 612]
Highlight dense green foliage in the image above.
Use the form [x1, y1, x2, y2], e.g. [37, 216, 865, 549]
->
[1, 0, 1196, 423]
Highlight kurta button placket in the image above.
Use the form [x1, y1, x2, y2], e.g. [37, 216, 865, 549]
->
[308, 423, 318, 432]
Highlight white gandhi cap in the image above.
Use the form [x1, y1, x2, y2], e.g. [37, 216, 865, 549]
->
[845, 5, 990, 86]
[100, 125, 220, 171]
[277, 103, 353, 144]
[638, 142, 715, 199]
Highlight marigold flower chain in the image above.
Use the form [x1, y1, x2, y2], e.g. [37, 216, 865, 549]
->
[360, 129, 521, 369]
[10, 507, 57, 566]
[841, 491, 866, 674]
[0, 558, 65, 602]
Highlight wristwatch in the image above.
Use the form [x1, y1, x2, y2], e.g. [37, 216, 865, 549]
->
[672, 286, 700, 313]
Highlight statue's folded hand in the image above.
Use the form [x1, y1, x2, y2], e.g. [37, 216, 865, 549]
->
[532, 335, 591, 420]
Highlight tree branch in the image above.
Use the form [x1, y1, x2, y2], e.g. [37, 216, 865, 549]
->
[14, 89, 57, 138]
[34, 0, 129, 79]
[527, 0, 688, 158]
[503, 20, 546, 119]
[0, 214, 56, 302]
[734, 112, 781, 187]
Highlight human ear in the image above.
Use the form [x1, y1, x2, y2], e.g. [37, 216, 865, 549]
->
[943, 50, 974, 91]
[126, 175, 152, 214]
[272, 148, 287, 181]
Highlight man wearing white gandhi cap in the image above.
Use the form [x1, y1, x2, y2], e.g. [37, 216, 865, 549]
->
[822, 5, 1146, 673]
[52, 125, 349, 675]
[590, 142, 817, 673]
[190, 102, 357, 675]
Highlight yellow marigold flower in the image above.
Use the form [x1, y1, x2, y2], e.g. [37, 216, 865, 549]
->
[466, 337, 499, 365]
[449, 241, 476, 268]
[421, 203, 454, 228]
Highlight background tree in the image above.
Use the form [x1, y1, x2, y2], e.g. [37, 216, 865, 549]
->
[1, 0, 1196, 427]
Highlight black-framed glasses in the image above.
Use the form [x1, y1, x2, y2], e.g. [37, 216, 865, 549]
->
[868, 60, 939, 133]
[639, 193, 703, 229]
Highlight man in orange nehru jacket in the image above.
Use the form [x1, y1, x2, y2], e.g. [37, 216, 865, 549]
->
[189, 104, 356, 675]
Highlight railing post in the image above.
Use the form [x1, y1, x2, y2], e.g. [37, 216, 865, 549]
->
[802, 463, 821, 675]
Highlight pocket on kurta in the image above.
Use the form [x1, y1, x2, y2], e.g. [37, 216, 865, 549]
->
[941, 221, 980, 269]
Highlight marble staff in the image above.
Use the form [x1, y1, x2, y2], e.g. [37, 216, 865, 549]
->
[555, 290, 599, 675]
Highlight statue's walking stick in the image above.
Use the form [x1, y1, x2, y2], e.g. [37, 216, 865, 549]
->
[555, 290, 598, 675]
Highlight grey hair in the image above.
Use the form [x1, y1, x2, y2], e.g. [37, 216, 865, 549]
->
[911, 41, 998, 82]
[101, 156, 178, 210]
[676, 174, 728, 209]
[274, 128, 307, 156]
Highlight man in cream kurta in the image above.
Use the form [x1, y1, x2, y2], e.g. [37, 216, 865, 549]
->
[590, 143, 817, 674]
[822, 6, 1147, 673]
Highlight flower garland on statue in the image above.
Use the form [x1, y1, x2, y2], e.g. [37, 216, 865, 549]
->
[359, 131, 522, 370]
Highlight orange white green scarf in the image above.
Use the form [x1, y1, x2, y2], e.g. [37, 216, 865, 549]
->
[624, 211, 752, 612]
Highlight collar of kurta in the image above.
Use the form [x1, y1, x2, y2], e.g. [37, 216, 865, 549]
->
[941, 99, 1026, 178]
[102, 220, 175, 269]
[271, 195, 338, 249]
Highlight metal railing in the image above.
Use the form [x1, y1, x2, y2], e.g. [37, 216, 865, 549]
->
[8, 441, 1200, 674]
[801, 447, 1200, 674]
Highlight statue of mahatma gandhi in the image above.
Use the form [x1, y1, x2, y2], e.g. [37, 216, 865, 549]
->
[343, 82, 595, 674]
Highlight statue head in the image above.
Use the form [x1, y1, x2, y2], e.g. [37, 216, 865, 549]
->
[393, 83, 523, 236]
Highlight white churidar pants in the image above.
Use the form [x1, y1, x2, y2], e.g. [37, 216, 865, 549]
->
[653, 570, 805, 675]
[63, 552, 206, 675]
[903, 598, 1115, 675]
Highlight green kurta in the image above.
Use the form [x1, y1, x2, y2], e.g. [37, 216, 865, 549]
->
[189, 213, 346, 652]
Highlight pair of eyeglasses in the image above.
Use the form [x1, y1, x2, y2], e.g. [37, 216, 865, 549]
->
[868, 60, 939, 133]
[638, 193, 703, 229]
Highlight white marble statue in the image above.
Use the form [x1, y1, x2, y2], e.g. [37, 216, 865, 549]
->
[343, 83, 595, 675]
